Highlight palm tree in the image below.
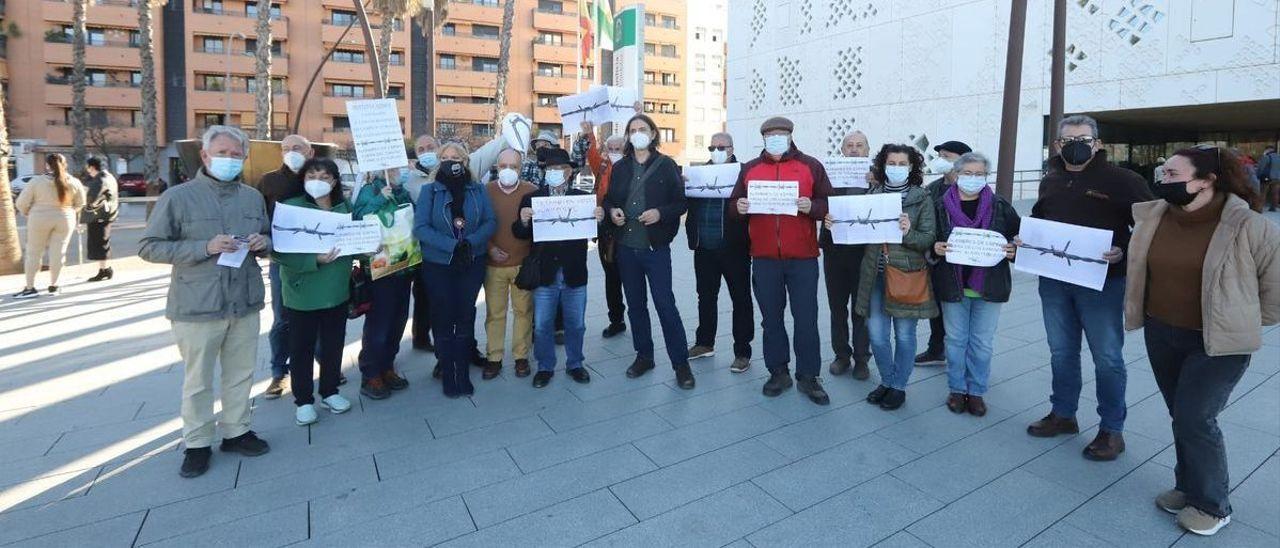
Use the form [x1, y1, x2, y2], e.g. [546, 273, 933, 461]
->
[136, 1, 163, 210]
[414, 1, 448, 134]
[253, 0, 273, 139]
[491, 0, 516, 128]
[0, 83, 21, 274]
[71, 0, 89, 172]
[368, 1, 424, 96]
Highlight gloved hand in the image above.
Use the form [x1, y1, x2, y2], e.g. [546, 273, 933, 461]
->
[453, 239, 473, 266]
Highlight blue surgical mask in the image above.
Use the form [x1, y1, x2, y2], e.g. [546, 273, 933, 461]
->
[764, 135, 791, 156]
[884, 165, 910, 185]
[956, 175, 988, 195]
[544, 169, 567, 187]
[397, 169, 409, 186]
[208, 157, 244, 181]
[418, 152, 439, 170]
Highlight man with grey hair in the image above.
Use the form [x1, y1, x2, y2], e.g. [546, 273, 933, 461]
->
[822, 130, 874, 380]
[685, 131, 754, 373]
[1024, 114, 1152, 462]
[141, 125, 273, 478]
[258, 134, 315, 398]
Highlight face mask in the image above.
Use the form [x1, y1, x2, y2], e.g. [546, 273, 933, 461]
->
[497, 168, 519, 187]
[884, 165, 910, 185]
[283, 151, 306, 172]
[710, 149, 729, 164]
[396, 169, 409, 186]
[544, 169, 568, 187]
[929, 157, 954, 174]
[1060, 141, 1094, 166]
[418, 152, 439, 170]
[956, 175, 987, 195]
[1154, 180, 1198, 206]
[629, 132, 652, 150]
[607, 152, 624, 164]
[208, 157, 243, 181]
[764, 135, 791, 156]
[304, 179, 332, 199]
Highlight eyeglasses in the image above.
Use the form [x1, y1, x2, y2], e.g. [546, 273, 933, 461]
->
[707, 145, 732, 152]
[1055, 136, 1097, 145]
[958, 171, 988, 177]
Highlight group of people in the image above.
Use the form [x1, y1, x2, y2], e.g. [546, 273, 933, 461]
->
[13, 154, 119, 299]
[136, 112, 1276, 538]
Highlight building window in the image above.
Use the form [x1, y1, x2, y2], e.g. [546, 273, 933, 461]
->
[643, 101, 655, 113]
[694, 108, 705, 121]
[200, 113, 225, 128]
[643, 71, 656, 84]
[537, 94, 558, 107]
[439, 54, 456, 69]
[711, 55, 723, 70]
[473, 57, 499, 72]
[660, 128, 675, 142]
[199, 0, 224, 13]
[694, 54, 705, 70]
[695, 27, 705, 40]
[387, 85, 404, 99]
[331, 10, 357, 26]
[332, 116, 351, 130]
[475, 0, 498, 6]
[199, 74, 226, 91]
[333, 49, 366, 64]
[537, 63, 563, 77]
[661, 73, 678, 86]
[442, 24, 456, 36]
[130, 71, 142, 86]
[472, 24, 500, 39]
[537, 0, 564, 14]
[201, 36, 225, 53]
[662, 16, 678, 29]
[694, 80, 706, 94]
[694, 135, 705, 148]
[389, 51, 404, 66]
[661, 44, 677, 58]
[331, 84, 366, 98]
[473, 124, 494, 138]
[644, 13, 656, 26]
[711, 30, 723, 43]
[437, 121, 457, 135]
[537, 32, 563, 45]
[473, 96, 496, 105]
[439, 95, 456, 103]
[644, 43, 656, 55]
[245, 3, 282, 19]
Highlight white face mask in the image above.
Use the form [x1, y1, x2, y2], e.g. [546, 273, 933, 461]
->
[207, 156, 244, 181]
[629, 132, 652, 150]
[544, 169, 568, 187]
[497, 167, 519, 187]
[884, 165, 910, 185]
[304, 178, 332, 199]
[956, 175, 988, 195]
[764, 135, 791, 156]
[283, 151, 306, 172]
[710, 149, 729, 164]
[607, 152, 624, 164]
[929, 157, 954, 175]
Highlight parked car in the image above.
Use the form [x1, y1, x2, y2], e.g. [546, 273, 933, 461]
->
[118, 173, 148, 196]
[10, 174, 37, 200]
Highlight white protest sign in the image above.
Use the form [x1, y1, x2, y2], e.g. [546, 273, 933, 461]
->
[345, 98, 408, 172]
[945, 228, 1007, 267]
[823, 157, 872, 189]
[556, 87, 610, 134]
[271, 202, 382, 255]
[747, 181, 800, 215]
[592, 85, 639, 128]
[217, 238, 249, 268]
[532, 194, 598, 242]
[828, 194, 902, 244]
[684, 163, 741, 198]
[1013, 217, 1113, 291]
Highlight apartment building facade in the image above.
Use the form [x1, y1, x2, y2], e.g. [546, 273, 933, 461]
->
[682, 0, 726, 163]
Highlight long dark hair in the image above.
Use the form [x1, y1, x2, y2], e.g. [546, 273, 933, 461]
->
[298, 158, 345, 205]
[871, 144, 925, 187]
[45, 154, 74, 206]
[622, 114, 661, 157]
[1172, 146, 1262, 212]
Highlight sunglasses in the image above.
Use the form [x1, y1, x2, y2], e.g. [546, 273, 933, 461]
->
[707, 145, 732, 152]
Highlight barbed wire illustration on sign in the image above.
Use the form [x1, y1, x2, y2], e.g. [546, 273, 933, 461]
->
[272, 223, 335, 239]
[1016, 240, 1107, 266]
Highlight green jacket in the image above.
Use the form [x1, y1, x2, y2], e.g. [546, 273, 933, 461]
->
[272, 196, 354, 311]
[352, 176, 416, 277]
[855, 184, 939, 319]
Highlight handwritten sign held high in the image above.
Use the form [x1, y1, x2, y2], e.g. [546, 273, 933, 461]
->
[345, 98, 408, 172]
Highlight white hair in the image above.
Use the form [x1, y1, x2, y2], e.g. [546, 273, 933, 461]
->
[1058, 114, 1099, 138]
[952, 151, 991, 173]
[710, 132, 734, 146]
[202, 125, 249, 153]
[605, 135, 626, 147]
[281, 134, 311, 148]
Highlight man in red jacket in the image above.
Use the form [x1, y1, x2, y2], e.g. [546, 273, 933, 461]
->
[729, 116, 834, 405]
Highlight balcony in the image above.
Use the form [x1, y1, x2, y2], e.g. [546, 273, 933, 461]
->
[646, 53, 682, 72]
[43, 39, 141, 68]
[190, 44, 288, 76]
[645, 82, 683, 100]
[435, 67, 497, 93]
[445, 0, 503, 23]
[435, 35, 500, 57]
[436, 102, 496, 122]
[46, 120, 143, 147]
[532, 8, 577, 32]
[44, 78, 142, 106]
[532, 105, 560, 125]
[532, 74, 580, 95]
[42, 0, 144, 26]
[188, 6, 289, 39]
[532, 41, 577, 64]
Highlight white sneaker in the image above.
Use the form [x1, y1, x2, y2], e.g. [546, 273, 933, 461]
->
[295, 404, 318, 426]
[320, 394, 352, 414]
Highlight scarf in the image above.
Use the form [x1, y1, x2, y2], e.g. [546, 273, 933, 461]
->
[943, 184, 995, 294]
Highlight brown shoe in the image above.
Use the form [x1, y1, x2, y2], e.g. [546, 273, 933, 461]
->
[851, 359, 870, 381]
[946, 393, 967, 414]
[263, 376, 287, 400]
[1026, 412, 1080, 438]
[482, 360, 502, 380]
[966, 395, 987, 417]
[382, 369, 409, 391]
[514, 359, 531, 378]
[1083, 430, 1126, 461]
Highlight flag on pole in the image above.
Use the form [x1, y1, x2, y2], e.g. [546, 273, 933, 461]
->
[578, 0, 594, 72]
[594, 0, 615, 51]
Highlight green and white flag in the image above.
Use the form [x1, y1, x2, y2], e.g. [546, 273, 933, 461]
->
[594, 0, 615, 51]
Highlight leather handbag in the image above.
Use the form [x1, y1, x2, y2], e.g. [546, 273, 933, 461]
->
[882, 244, 930, 305]
[514, 248, 542, 291]
[347, 263, 373, 319]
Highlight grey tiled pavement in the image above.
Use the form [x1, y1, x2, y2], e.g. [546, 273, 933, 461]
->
[1, 217, 1278, 547]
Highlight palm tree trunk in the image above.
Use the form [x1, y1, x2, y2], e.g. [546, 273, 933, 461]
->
[0, 83, 21, 274]
[71, 0, 89, 173]
[253, 0, 273, 139]
[137, 0, 161, 215]
[491, 0, 515, 128]
[377, 16, 395, 96]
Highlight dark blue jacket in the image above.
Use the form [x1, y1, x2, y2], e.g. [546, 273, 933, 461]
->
[412, 180, 496, 265]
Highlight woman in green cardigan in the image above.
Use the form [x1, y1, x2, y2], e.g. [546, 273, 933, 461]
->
[273, 158, 356, 426]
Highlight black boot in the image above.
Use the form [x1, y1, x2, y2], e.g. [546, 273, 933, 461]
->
[87, 267, 114, 282]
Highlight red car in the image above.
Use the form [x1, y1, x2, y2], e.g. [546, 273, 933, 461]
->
[117, 173, 147, 196]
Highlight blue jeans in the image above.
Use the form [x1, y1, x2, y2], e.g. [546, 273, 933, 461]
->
[1039, 276, 1128, 432]
[533, 269, 587, 372]
[751, 257, 821, 378]
[358, 273, 411, 381]
[866, 274, 919, 390]
[422, 260, 486, 396]
[616, 246, 689, 368]
[942, 297, 1002, 396]
[268, 262, 290, 378]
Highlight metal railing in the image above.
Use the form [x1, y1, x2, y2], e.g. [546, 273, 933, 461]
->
[193, 82, 289, 95]
[191, 5, 288, 22]
[45, 75, 142, 88]
[192, 45, 288, 58]
[45, 35, 141, 49]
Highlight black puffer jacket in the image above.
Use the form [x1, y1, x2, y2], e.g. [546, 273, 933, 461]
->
[931, 192, 1021, 303]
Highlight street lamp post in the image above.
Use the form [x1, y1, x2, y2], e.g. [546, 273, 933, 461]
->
[224, 32, 246, 121]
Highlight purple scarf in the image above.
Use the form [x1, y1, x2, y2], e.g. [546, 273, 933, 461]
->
[943, 184, 995, 294]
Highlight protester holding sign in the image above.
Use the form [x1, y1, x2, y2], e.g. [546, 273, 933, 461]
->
[413, 154, 497, 399]
[848, 144, 937, 411]
[730, 116, 834, 405]
[928, 152, 1020, 417]
[821, 131, 875, 380]
[916, 140, 973, 368]
[572, 121, 629, 338]
[271, 159, 356, 427]
[482, 149, 538, 380]
[352, 168, 416, 401]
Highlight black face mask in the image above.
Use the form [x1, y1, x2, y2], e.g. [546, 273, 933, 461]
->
[1154, 181, 1197, 206]
[1060, 141, 1094, 166]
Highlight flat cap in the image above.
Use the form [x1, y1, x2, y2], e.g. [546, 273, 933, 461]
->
[760, 116, 795, 134]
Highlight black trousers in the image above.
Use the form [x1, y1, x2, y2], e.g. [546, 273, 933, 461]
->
[287, 304, 348, 407]
[1145, 317, 1251, 519]
[822, 245, 871, 363]
[411, 274, 432, 346]
[600, 244, 626, 326]
[693, 247, 754, 358]
[86, 221, 111, 261]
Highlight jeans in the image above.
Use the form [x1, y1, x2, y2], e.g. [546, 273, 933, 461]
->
[286, 304, 347, 407]
[600, 245, 625, 325]
[693, 247, 754, 358]
[752, 257, 821, 379]
[422, 260, 486, 396]
[866, 274, 919, 390]
[823, 245, 871, 363]
[1145, 317, 1251, 518]
[616, 246, 689, 368]
[484, 265, 532, 361]
[533, 269, 587, 372]
[941, 297, 1002, 395]
[358, 274, 411, 382]
[1039, 276, 1128, 432]
[268, 262, 290, 378]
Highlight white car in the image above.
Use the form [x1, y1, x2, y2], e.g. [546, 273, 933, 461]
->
[10, 174, 36, 199]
